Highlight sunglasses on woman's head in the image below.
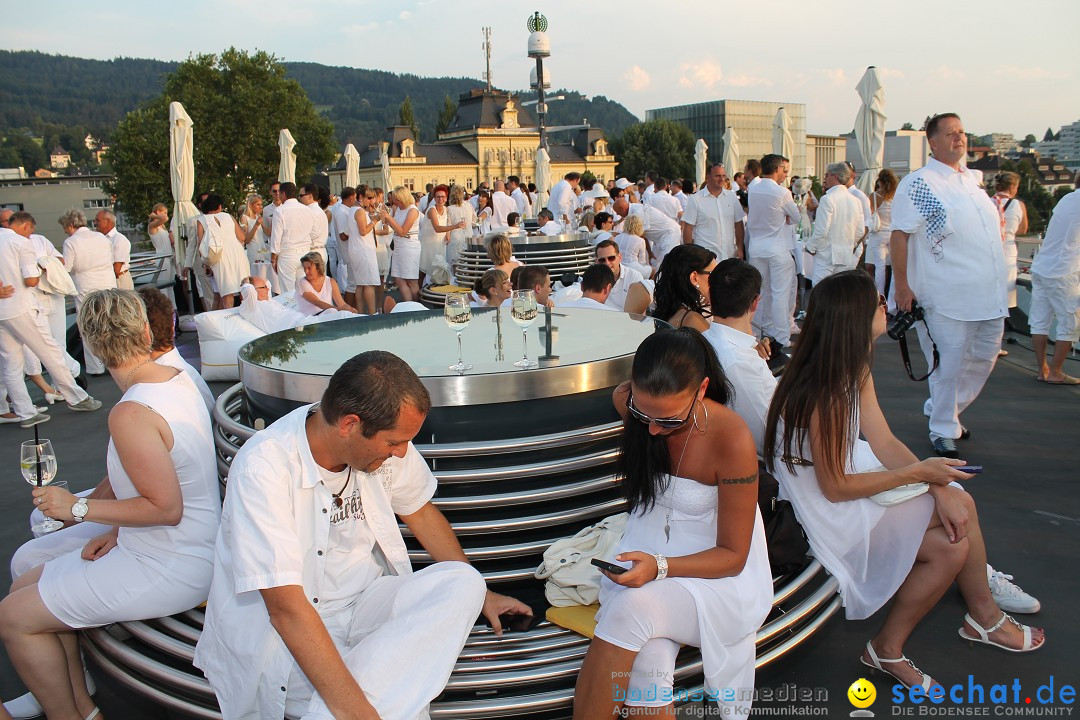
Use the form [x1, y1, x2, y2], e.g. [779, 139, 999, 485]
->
[626, 391, 695, 430]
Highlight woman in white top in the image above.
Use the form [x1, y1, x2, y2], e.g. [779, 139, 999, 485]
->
[0, 289, 220, 720]
[486, 234, 522, 278]
[590, 211, 615, 246]
[379, 186, 422, 302]
[614, 215, 652, 275]
[147, 203, 175, 280]
[446, 184, 476, 271]
[471, 268, 511, 308]
[475, 190, 494, 236]
[574, 328, 772, 718]
[296, 251, 355, 316]
[138, 286, 215, 413]
[350, 189, 381, 316]
[992, 172, 1028, 309]
[765, 271, 1044, 692]
[866, 169, 898, 301]
[419, 184, 464, 283]
[239, 194, 269, 270]
[196, 194, 250, 308]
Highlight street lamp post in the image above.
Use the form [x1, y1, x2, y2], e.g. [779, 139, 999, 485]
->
[527, 12, 550, 151]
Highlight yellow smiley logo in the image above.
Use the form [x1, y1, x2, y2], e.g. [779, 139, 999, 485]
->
[848, 678, 876, 708]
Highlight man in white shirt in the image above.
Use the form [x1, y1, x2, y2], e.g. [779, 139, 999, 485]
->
[331, 188, 357, 295]
[0, 212, 99, 426]
[61, 208, 117, 375]
[514, 265, 553, 307]
[534, 209, 563, 236]
[845, 161, 873, 249]
[95, 209, 133, 290]
[557, 263, 618, 311]
[612, 197, 681, 269]
[507, 176, 529, 218]
[594, 240, 644, 311]
[648, 177, 683, 222]
[490, 180, 517, 228]
[746, 154, 800, 347]
[682, 163, 746, 261]
[300, 183, 330, 268]
[263, 181, 282, 239]
[891, 113, 1008, 457]
[701, 259, 775, 454]
[546, 172, 581, 225]
[271, 182, 318, 295]
[805, 162, 865, 285]
[641, 171, 657, 206]
[671, 179, 689, 211]
[1029, 177, 1080, 384]
[194, 351, 529, 720]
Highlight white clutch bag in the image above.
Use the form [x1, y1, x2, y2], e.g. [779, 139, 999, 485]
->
[870, 482, 929, 507]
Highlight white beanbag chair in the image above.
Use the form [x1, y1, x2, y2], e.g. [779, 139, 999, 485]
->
[195, 308, 265, 381]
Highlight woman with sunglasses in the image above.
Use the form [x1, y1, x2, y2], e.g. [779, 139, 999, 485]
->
[764, 271, 1044, 692]
[649, 244, 717, 332]
[574, 328, 772, 718]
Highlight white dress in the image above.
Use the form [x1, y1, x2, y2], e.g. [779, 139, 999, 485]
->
[446, 203, 476, 267]
[149, 226, 174, 278]
[390, 206, 421, 280]
[596, 474, 773, 702]
[296, 276, 334, 315]
[419, 205, 449, 276]
[200, 213, 251, 296]
[772, 416, 934, 620]
[37, 372, 220, 628]
[348, 209, 380, 287]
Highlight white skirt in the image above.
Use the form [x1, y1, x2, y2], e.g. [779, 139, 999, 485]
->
[348, 234, 381, 287]
[391, 237, 421, 280]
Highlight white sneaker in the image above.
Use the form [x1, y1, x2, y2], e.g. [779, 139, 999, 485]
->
[988, 567, 1041, 614]
[3, 670, 96, 719]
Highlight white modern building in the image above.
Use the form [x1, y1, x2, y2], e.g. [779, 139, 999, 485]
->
[647, 100, 808, 178]
[805, 135, 847, 179]
[846, 129, 929, 180]
[1033, 119, 1080, 171]
[0, 174, 136, 248]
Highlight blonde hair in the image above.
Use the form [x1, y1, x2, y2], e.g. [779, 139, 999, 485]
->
[244, 193, 263, 215]
[391, 186, 415, 207]
[487, 234, 513, 265]
[301, 251, 326, 276]
[623, 215, 645, 237]
[76, 289, 151, 368]
[151, 202, 168, 214]
[449, 185, 465, 206]
[580, 211, 596, 232]
[473, 268, 508, 299]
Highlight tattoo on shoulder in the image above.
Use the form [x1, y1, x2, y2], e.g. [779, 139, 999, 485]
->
[720, 474, 757, 485]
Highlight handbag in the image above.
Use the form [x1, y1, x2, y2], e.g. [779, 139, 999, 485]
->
[865, 463, 930, 506]
[535, 513, 627, 607]
[201, 216, 224, 264]
[757, 462, 810, 576]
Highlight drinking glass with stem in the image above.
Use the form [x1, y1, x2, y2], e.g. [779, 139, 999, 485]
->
[444, 292, 474, 372]
[20, 439, 64, 534]
[511, 289, 539, 369]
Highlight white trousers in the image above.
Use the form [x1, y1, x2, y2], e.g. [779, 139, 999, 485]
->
[915, 309, 1004, 442]
[292, 562, 486, 720]
[0, 309, 89, 418]
[276, 252, 304, 296]
[749, 252, 796, 346]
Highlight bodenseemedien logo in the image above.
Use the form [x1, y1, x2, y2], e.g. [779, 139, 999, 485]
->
[849, 678, 878, 717]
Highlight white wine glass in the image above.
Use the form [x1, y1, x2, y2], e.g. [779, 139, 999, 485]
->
[511, 289, 539, 369]
[21, 439, 62, 534]
[444, 292, 474, 373]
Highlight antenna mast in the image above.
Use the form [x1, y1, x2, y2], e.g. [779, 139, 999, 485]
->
[482, 26, 492, 93]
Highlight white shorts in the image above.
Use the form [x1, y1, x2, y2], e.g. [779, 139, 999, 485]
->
[1030, 271, 1080, 342]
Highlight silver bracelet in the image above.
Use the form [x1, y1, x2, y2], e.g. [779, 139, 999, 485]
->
[653, 553, 668, 581]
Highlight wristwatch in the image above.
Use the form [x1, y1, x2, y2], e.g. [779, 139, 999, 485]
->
[653, 553, 669, 581]
[72, 498, 89, 523]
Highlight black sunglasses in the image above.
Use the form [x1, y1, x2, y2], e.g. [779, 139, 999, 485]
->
[627, 391, 695, 430]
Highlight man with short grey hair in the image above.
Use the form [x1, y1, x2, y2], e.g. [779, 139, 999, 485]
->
[534, 208, 562, 236]
[95, 209, 133, 290]
[60, 208, 116, 374]
[804, 162, 864, 285]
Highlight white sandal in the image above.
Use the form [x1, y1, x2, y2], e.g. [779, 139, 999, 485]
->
[84, 709, 101, 720]
[958, 612, 1043, 652]
[859, 640, 935, 691]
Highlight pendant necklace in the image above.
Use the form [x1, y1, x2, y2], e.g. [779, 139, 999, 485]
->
[332, 467, 353, 509]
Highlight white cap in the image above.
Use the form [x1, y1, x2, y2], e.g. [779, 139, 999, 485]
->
[614, 178, 632, 190]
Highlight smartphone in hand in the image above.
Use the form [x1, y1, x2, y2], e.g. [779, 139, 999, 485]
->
[591, 558, 628, 575]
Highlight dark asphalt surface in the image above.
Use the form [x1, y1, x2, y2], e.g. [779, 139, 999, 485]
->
[1, 326, 1077, 719]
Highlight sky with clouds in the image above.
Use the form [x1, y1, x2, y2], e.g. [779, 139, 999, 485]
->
[8, 1, 1078, 138]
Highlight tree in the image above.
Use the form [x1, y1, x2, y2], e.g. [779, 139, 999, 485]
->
[106, 48, 336, 224]
[997, 158, 1055, 234]
[399, 95, 420, 141]
[609, 119, 695, 182]
[0, 134, 47, 172]
[1020, 134, 1037, 148]
[435, 95, 456, 137]
[1043, 127, 1055, 143]
[901, 122, 915, 131]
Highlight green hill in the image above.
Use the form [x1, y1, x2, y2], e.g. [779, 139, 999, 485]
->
[0, 50, 640, 152]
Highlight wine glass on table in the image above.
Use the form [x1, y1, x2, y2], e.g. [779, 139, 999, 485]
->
[511, 289, 538, 369]
[444, 292, 474, 373]
[20, 439, 62, 534]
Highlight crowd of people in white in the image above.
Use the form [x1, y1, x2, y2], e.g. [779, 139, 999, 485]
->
[0, 110, 1076, 719]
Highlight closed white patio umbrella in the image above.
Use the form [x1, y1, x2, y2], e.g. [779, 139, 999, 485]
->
[854, 66, 887, 195]
[533, 147, 551, 217]
[278, 129, 297, 184]
[168, 101, 199, 271]
[772, 107, 794, 159]
[344, 143, 360, 188]
[379, 142, 392, 193]
[721, 127, 739, 180]
[694, 139, 709, 188]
